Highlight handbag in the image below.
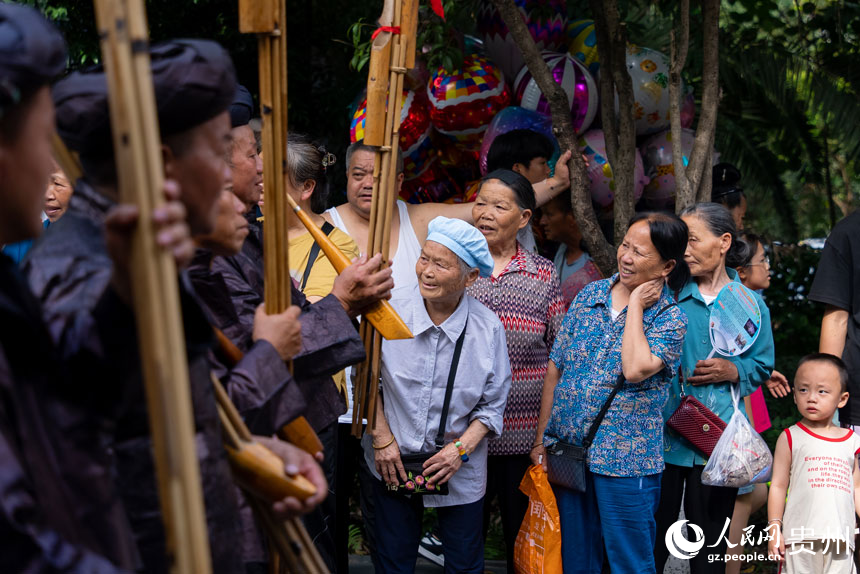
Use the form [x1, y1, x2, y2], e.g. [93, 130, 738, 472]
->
[388, 320, 468, 496]
[545, 372, 625, 492]
[666, 371, 727, 457]
[545, 301, 678, 492]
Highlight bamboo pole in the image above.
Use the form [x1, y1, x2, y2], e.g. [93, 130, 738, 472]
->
[92, 0, 211, 571]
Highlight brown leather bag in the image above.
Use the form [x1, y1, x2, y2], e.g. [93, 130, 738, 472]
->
[667, 393, 727, 457]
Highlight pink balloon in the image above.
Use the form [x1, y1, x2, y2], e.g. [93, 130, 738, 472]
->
[639, 128, 721, 209]
[577, 129, 648, 207]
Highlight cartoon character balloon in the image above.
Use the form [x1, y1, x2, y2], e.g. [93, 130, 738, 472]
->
[620, 45, 671, 136]
[578, 129, 648, 207]
[349, 88, 434, 180]
[513, 51, 598, 134]
[639, 128, 721, 209]
[427, 54, 511, 154]
[476, 0, 568, 84]
[566, 19, 599, 75]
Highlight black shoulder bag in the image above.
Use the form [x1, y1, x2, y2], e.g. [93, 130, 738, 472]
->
[546, 302, 676, 492]
[299, 221, 335, 291]
[389, 320, 468, 496]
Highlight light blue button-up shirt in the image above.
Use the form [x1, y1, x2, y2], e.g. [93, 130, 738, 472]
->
[363, 287, 513, 507]
[662, 268, 775, 467]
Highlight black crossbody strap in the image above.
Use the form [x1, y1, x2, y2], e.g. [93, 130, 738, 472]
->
[582, 302, 677, 448]
[299, 221, 335, 291]
[435, 318, 468, 449]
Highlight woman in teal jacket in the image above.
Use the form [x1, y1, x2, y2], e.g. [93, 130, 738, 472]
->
[654, 203, 774, 574]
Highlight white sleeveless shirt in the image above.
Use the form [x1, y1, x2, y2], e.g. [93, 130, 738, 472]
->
[782, 422, 860, 548]
[326, 200, 422, 299]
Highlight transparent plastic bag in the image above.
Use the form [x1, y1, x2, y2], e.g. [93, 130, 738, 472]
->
[701, 385, 773, 487]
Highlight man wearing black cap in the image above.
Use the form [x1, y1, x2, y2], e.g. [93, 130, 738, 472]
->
[25, 39, 326, 574]
[0, 4, 193, 571]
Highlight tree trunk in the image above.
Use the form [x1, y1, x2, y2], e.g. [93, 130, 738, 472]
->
[491, 0, 616, 274]
[588, 0, 636, 248]
[671, 0, 721, 211]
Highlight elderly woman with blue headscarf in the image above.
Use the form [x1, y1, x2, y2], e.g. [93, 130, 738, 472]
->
[363, 216, 513, 573]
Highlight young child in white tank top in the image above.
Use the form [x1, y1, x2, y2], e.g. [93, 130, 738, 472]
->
[767, 353, 860, 573]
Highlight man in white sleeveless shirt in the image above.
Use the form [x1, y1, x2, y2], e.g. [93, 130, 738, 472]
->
[324, 142, 574, 298]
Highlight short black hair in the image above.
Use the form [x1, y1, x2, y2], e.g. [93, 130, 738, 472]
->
[796, 353, 849, 393]
[486, 129, 554, 173]
[481, 169, 536, 213]
[711, 162, 745, 209]
[738, 231, 766, 268]
[628, 211, 690, 293]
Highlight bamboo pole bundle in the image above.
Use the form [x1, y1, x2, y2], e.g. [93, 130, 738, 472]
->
[92, 0, 211, 571]
[351, 0, 420, 438]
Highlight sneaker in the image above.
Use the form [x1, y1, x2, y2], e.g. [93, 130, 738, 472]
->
[418, 530, 445, 567]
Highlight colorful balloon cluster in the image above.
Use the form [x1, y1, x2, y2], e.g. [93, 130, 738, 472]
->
[639, 128, 721, 209]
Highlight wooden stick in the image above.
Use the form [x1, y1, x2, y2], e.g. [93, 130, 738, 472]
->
[92, 0, 212, 571]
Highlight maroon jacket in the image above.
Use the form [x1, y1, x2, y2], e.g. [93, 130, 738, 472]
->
[23, 184, 243, 574]
[0, 253, 136, 572]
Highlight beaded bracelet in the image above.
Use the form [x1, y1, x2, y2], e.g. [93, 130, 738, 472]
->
[455, 439, 469, 462]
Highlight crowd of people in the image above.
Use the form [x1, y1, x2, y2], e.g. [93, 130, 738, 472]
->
[2, 4, 859, 574]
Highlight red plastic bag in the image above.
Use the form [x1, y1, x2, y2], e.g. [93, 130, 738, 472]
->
[513, 465, 562, 574]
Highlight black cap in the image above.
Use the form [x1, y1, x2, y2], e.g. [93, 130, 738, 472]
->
[53, 39, 237, 156]
[229, 84, 253, 128]
[0, 3, 66, 117]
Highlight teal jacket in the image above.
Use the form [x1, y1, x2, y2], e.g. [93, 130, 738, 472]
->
[662, 268, 775, 467]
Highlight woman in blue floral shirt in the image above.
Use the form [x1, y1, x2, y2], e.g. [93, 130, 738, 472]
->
[532, 212, 689, 573]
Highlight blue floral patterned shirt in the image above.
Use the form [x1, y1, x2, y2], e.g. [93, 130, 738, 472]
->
[662, 269, 775, 467]
[544, 275, 687, 477]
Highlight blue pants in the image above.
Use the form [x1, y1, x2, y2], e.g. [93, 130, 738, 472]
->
[553, 471, 661, 574]
[371, 480, 484, 573]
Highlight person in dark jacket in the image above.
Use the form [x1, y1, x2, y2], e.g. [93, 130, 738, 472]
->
[25, 39, 326, 574]
[0, 5, 190, 572]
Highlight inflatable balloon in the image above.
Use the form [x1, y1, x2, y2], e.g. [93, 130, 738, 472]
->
[476, 0, 568, 84]
[427, 54, 511, 153]
[620, 45, 671, 135]
[400, 160, 462, 204]
[639, 128, 721, 209]
[478, 106, 558, 175]
[513, 51, 598, 134]
[578, 129, 648, 207]
[349, 88, 434, 180]
[566, 19, 599, 75]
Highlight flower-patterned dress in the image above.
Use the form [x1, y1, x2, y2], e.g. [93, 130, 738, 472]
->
[544, 276, 687, 477]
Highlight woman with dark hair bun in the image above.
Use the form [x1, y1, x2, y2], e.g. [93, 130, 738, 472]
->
[467, 169, 566, 572]
[655, 203, 775, 574]
[532, 212, 688, 573]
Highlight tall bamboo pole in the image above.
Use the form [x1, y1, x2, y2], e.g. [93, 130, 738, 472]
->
[92, 0, 211, 571]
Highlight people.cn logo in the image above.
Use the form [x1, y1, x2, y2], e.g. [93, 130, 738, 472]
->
[665, 520, 706, 560]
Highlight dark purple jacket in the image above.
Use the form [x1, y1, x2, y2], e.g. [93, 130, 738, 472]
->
[0, 253, 136, 573]
[23, 184, 243, 574]
[212, 218, 365, 431]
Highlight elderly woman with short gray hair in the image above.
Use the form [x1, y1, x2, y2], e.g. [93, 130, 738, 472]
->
[363, 216, 512, 573]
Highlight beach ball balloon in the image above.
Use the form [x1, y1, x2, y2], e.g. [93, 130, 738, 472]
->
[578, 129, 648, 207]
[639, 128, 721, 208]
[620, 45, 671, 135]
[566, 19, 599, 75]
[476, 0, 568, 84]
[427, 54, 511, 153]
[513, 51, 598, 134]
[349, 88, 434, 179]
[478, 106, 558, 175]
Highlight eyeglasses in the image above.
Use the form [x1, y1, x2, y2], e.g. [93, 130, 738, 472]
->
[743, 256, 770, 268]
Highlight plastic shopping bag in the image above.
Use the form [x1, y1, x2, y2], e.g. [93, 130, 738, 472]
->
[513, 465, 562, 574]
[701, 385, 773, 487]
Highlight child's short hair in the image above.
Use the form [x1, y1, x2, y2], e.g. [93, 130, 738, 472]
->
[796, 352, 849, 393]
[486, 129, 554, 173]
